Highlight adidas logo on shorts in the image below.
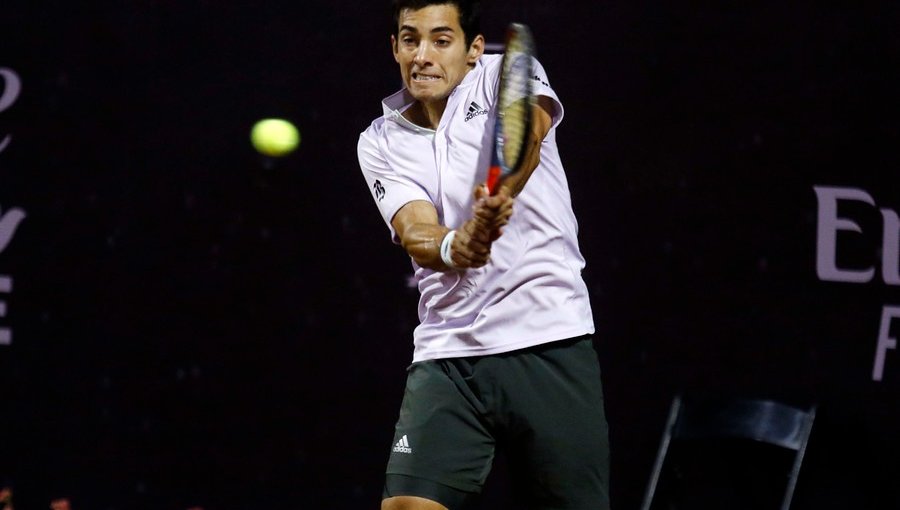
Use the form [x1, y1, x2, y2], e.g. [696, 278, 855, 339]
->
[392, 434, 413, 454]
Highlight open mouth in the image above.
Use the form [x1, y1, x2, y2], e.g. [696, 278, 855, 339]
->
[413, 72, 440, 82]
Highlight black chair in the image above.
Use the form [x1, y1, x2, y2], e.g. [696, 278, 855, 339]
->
[640, 394, 817, 510]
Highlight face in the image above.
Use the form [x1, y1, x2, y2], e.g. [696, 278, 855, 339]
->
[392, 4, 484, 106]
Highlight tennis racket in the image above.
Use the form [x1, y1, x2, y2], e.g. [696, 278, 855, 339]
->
[485, 23, 536, 196]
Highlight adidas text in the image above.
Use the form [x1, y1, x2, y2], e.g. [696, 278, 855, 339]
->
[465, 109, 488, 122]
[393, 434, 412, 454]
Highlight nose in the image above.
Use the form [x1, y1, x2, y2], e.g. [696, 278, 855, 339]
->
[413, 41, 431, 66]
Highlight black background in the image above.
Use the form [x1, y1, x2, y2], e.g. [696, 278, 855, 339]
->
[1, 1, 899, 509]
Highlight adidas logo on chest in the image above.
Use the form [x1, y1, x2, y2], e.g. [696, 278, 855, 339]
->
[465, 101, 488, 122]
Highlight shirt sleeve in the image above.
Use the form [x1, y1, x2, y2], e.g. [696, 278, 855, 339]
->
[531, 57, 564, 129]
[357, 125, 432, 244]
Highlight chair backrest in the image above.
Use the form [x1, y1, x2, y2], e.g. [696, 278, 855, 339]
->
[640, 394, 816, 510]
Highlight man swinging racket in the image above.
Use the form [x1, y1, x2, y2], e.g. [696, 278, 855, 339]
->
[357, 1, 611, 508]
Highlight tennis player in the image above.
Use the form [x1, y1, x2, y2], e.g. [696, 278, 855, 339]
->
[357, 1, 611, 509]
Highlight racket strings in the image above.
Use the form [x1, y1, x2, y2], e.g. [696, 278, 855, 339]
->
[498, 48, 531, 170]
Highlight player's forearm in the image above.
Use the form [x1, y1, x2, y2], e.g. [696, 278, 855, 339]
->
[400, 223, 452, 271]
[503, 132, 542, 197]
[400, 220, 496, 271]
[392, 195, 504, 271]
[500, 97, 553, 197]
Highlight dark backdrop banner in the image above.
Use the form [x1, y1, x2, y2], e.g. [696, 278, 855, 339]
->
[1, 2, 898, 510]
[0, 67, 24, 347]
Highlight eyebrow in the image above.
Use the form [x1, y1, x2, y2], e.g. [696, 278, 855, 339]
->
[399, 25, 456, 35]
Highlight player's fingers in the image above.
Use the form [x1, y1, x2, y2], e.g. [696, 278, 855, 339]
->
[473, 201, 509, 224]
[477, 209, 511, 234]
[465, 235, 491, 255]
[451, 245, 490, 268]
[478, 194, 514, 219]
[464, 217, 495, 245]
[454, 228, 490, 256]
[494, 208, 513, 226]
[467, 241, 491, 264]
[480, 186, 512, 209]
[483, 195, 506, 211]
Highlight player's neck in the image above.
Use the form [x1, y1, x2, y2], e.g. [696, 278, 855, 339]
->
[403, 99, 446, 130]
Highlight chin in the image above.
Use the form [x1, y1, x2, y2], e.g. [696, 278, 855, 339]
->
[409, 87, 447, 104]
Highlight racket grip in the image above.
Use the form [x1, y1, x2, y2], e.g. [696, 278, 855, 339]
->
[486, 165, 501, 195]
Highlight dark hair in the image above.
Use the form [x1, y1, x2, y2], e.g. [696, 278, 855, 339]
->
[391, 0, 482, 48]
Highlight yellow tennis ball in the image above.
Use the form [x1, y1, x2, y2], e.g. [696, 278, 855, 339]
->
[250, 118, 300, 157]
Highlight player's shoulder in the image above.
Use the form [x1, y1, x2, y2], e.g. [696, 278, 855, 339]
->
[480, 52, 503, 67]
[476, 52, 549, 85]
[479, 53, 504, 76]
[358, 117, 390, 163]
[359, 114, 388, 142]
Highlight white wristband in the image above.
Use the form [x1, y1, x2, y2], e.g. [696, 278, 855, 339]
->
[440, 230, 458, 269]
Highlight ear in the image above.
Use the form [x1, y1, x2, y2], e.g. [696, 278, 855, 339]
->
[391, 34, 400, 63]
[467, 34, 485, 64]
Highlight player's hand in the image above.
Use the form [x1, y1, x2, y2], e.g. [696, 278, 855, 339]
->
[472, 184, 514, 241]
[449, 222, 493, 268]
[445, 186, 514, 268]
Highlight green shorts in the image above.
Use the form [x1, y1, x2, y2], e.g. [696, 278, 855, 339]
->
[383, 335, 610, 510]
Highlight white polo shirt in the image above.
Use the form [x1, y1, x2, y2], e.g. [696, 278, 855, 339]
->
[358, 54, 594, 362]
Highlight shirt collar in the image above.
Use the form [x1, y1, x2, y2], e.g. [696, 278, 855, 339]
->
[380, 57, 483, 134]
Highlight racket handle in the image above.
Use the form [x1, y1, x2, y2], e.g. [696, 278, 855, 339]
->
[486, 165, 501, 195]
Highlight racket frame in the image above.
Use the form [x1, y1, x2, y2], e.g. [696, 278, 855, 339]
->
[485, 23, 536, 195]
